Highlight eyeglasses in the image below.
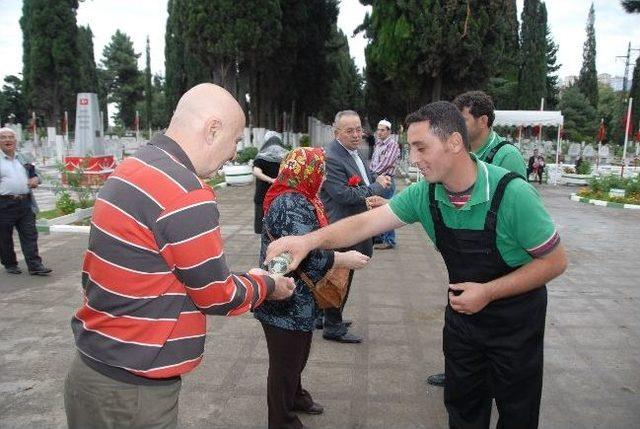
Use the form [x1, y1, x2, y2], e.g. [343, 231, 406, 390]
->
[337, 127, 363, 135]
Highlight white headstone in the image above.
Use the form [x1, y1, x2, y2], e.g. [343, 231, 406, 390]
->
[55, 135, 65, 162]
[582, 145, 595, 158]
[252, 128, 266, 149]
[568, 143, 581, 161]
[74, 93, 105, 156]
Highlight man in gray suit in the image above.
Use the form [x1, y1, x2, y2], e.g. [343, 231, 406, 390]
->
[319, 110, 391, 343]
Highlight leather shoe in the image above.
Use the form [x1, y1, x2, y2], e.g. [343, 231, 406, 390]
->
[29, 266, 52, 276]
[293, 401, 324, 415]
[323, 333, 362, 343]
[426, 372, 445, 387]
[315, 318, 352, 330]
[5, 266, 22, 274]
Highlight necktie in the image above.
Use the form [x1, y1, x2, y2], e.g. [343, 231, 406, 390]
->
[350, 151, 370, 186]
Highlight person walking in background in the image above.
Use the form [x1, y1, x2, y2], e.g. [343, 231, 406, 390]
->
[527, 149, 546, 184]
[370, 119, 400, 250]
[257, 147, 369, 429]
[0, 127, 52, 276]
[64, 84, 295, 429]
[317, 110, 390, 343]
[253, 131, 288, 234]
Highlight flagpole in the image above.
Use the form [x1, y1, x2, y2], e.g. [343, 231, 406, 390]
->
[621, 97, 633, 178]
[538, 98, 544, 147]
[135, 110, 140, 142]
[596, 118, 603, 172]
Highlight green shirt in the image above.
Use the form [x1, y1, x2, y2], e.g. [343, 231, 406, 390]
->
[474, 130, 527, 177]
[389, 157, 557, 267]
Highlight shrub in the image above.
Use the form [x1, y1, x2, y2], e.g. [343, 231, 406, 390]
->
[55, 191, 77, 214]
[235, 146, 258, 164]
[575, 159, 591, 175]
[299, 134, 310, 147]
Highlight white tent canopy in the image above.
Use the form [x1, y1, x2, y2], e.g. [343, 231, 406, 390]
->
[493, 110, 565, 184]
[494, 110, 564, 127]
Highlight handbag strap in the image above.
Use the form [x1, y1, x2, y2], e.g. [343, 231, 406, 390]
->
[263, 226, 316, 290]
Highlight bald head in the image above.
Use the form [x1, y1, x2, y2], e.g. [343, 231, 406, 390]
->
[166, 83, 246, 178]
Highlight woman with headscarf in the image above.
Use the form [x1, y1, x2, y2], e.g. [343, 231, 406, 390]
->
[253, 131, 288, 234]
[255, 148, 369, 429]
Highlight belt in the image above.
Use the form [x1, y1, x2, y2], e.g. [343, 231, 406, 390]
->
[0, 194, 30, 200]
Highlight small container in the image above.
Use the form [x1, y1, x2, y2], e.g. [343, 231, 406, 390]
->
[268, 252, 293, 275]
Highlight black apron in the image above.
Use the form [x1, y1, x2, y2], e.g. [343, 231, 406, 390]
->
[429, 172, 547, 429]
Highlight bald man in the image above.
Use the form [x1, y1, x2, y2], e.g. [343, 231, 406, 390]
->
[64, 84, 295, 429]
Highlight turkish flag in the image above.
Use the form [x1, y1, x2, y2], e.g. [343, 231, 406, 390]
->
[533, 125, 541, 137]
[60, 115, 66, 134]
[596, 119, 605, 142]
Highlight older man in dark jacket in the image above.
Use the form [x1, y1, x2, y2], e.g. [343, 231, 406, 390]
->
[319, 110, 391, 343]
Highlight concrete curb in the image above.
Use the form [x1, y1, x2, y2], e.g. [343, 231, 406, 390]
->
[570, 193, 640, 210]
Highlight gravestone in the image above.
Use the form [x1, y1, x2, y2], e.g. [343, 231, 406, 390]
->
[582, 145, 595, 159]
[568, 143, 581, 162]
[598, 144, 610, 164]
[74, 93, 104, 156]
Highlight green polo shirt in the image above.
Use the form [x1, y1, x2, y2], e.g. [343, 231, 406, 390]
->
[474, 130, 527, 177]
[389, 157, 557, 267]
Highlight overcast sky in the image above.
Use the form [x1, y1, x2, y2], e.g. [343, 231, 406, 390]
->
[0, 0, 638, 84]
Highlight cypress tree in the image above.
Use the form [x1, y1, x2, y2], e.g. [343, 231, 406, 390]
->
[20, 0, 81, 126]
[544, 3, 561, 110]
[621, 0, 640, 13]
[629, 54, 640, 136]
[164, 0, 188, 115]
[517, 0, 547, 109]
[144, 36, 153, 131]
[101, 30, 142, 128]
[577, 3, 598, 108]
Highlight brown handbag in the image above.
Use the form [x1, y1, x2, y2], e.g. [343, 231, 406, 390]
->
[265, 228, 349, 309]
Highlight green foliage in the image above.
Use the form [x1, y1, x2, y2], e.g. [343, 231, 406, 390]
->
[0, 75, 28, 125]
[299, 134, 310, 147]
[164, 0, 187, 115]
[559, 86, 597, 142]
[21, 0, 80, 127]
[580, 175, 640, 204]
[596, 83, 625, 144]
[236, 147, 259, 164]
[101, 30, 143, 128]
[577, 3, 598, 108]
[621, 1, 640, 14]
[576, 159, 592, 175]
[144, 36, 153, 131]
[136, 75, 170, 130]
[630, 55, 640, 138]
[55, 191, 78, 215]
[517, 0, 548, 109]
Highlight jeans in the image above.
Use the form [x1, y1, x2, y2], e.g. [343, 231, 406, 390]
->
[376, 178, 396, 247]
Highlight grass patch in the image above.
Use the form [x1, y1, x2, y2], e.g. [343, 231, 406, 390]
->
[37, 208, 65, 220]
[205, 174, 225, 187]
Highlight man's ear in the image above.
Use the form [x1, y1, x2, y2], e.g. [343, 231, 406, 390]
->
[480, 115, 489, 129]
[204, 117, 222, 146]
[449, 132, 466, 153]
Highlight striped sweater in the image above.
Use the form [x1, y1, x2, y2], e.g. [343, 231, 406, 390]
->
[71, 135, 274, 382]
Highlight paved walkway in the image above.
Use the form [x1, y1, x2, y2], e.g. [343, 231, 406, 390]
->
[0, 183, 638, 428]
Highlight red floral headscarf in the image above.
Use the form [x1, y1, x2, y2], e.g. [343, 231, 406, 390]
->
[263, 147, 328, 227]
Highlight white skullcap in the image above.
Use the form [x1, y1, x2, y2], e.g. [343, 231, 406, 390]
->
[378, 119, 391, 129]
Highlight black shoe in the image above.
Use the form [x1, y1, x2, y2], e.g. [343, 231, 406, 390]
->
[323, 333, 362, 343]
[315, 319, 352, 330]
[5, 266, 22, 274]
[426, 373, 445, 387]
[29, 266, 52, 276]
[293, 401, 324, 415]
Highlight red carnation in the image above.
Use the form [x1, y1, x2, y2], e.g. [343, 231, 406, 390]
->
[347, 175, 361, 187]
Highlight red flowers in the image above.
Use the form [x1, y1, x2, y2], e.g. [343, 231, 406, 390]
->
[347, 175, 361, 187]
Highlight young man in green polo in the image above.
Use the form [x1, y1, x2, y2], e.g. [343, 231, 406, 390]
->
[454, 90, 527, 177]
[424, 90, 529, 388]
[266, 101, 567, 429]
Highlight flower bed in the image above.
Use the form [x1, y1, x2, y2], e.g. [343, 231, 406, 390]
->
[576, 175, 640, 205]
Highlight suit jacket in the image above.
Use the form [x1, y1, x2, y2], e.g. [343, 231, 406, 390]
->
[320, 139, 386, 257]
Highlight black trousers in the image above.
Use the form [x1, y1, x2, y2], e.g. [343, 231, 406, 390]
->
[261, 323, 314, 429]
[322, 269, 355, 336]
[0, 199, 43, 270]
[443, 290, 547, 429]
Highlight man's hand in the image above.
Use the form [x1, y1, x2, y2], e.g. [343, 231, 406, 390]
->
[376, 174, 391, 188]
[365, 195, 388, 209]
[248, 267, 269, 276]
[266, 274, 296, 300]
[334, 250, 370, 270]
[265, 235, 312, 273]
[27, 177, 39, 189]
[448, 283, 492, 315]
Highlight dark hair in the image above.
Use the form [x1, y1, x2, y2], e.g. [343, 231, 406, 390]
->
[452, 90, 495, 127]
[405, 101, 469, 151]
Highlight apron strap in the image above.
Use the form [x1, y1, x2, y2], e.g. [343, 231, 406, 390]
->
[428, 182, 443, 225]
[484, 171, 523, 232]
[485, 140, 512, 165]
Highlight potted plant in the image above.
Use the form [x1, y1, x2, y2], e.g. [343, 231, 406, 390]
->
[223, 146, 258, 186]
